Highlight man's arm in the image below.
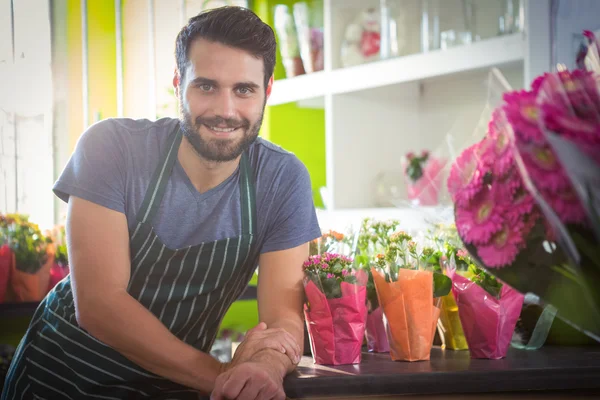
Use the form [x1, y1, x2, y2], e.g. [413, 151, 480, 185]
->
[68, 196, 223, 394]
[252, 242, 308, 376]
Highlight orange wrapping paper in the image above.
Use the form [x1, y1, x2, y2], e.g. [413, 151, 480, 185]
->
[372, 267, 440, 361]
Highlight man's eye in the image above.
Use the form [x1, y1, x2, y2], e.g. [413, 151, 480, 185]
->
[199, 84, 212, 91]
[237, 87, 252, 95]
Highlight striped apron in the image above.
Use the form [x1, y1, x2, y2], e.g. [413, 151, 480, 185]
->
[2, 127, 258, 399]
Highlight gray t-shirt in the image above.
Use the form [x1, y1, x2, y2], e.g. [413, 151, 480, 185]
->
[53, 117, 322, 255]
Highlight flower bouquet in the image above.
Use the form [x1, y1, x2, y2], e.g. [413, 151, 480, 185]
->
[353, 218, 400, 353]
[0, 213, 54, 302]
[447, 45, 600, 342]
[303, 253, 368, 365]
[447, 251, 524, 359]
[371, 232, 452, 361]
[404, 150, 445, 206]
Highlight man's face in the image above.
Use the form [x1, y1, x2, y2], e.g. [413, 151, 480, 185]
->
[177, 39, 270, 162]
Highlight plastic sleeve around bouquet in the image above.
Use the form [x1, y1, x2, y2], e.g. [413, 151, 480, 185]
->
[449, 271, 524, 359]
[365, 306, 390, 353]
[303, 270, 368, 365]
[439, 291, 469, 350]
[371, 268, 439, 362]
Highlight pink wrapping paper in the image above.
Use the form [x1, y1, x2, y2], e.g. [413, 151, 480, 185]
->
[451, 272, 524, 359]
[304, 279, 368, 365]
[406, 157, 445, 206]
[366, 307, 390, 353]
[0, 245, 12, 303]
[48, 262, 69, 292]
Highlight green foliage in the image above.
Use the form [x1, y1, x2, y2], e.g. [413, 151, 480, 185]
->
[405, 151, 429, 182]
[0, 214, 51, 274]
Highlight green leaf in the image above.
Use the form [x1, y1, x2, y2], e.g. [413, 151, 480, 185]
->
[433, 272, 452, 297]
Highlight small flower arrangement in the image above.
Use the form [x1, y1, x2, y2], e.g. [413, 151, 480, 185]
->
[354, 218, 400, 310]
[405, 150, 430, 183]
[370, 231, 452, 361]
[302, 253, 356, 299]
[0, 213, 54, 302]
[373, 231, 451, 297]
[302, 252, 368, 365]
[0, 214, 52, 274]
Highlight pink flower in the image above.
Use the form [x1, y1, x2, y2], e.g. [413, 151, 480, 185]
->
[503, 90, 544, 143]
[342, 270, 349, 277]
[457, 249, 468, 258]
[477, 223, 524, 268]
[326, 273, 334, 279]
[455, 186, 505, 245]
[483, 109, 515, 177]
[518, 142, 572, 192]
[447, 142, 486, 207]
[406, 152, 415, 160]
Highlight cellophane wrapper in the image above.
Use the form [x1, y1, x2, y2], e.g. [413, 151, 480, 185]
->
[303, 270, 368, 365]
[449, 269, 524, 359]
[439, 291, 469, 350]
[371, 268, 440, 361]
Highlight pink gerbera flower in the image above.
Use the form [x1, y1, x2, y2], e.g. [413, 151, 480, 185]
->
[455, 186, 505, 245]
[477, 223, 524, 268]
[503, 90, 544, 143]
[518, 142, 572, 192]
[447, 142, 486, 207]
[505, 186, 537, 225]
[484, 109, 516, 177]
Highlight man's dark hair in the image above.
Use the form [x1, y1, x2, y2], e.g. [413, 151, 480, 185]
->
[175, 6, 276, 90]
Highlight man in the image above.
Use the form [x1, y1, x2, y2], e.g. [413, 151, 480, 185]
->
[2, 6, 321, 400]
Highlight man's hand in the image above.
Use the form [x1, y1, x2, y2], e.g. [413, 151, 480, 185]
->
[211, 361, 285, 400]
[230, 322, 301, 368]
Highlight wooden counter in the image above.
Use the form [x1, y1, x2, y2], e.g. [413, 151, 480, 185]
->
[284, 346, 600, 399]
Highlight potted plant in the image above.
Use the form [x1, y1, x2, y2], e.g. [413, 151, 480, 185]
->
[303, 252, 368, 365]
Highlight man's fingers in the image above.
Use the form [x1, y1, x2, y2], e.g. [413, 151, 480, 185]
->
[236, 375, 264, 400]
[247, 322, 267, 336]
[220, 370, 251, 400]
[210, 374, 227, 400]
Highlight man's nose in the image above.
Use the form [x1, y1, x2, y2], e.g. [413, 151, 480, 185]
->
[213, 91, 236, 120]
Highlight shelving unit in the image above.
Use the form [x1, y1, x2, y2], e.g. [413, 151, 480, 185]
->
[266, 0, 552, 212]
[268, 32, 525, 106]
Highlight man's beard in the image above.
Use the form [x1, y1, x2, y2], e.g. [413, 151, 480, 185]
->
[179, 104, 263, 163]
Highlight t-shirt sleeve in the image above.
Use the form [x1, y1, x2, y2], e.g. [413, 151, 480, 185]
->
[53, 119, 127, 214]
[260, 156, 322, 254]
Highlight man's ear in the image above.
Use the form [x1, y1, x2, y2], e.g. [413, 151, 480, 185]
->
[173, 68, 181, 98]
[265, 75, 274, 99]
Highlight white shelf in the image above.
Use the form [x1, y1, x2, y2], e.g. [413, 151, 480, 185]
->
[267, 33, 525, 106]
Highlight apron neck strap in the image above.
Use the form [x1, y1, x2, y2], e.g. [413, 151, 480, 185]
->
[239, 151, 255, 236]
[137, 125, 182, 224]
